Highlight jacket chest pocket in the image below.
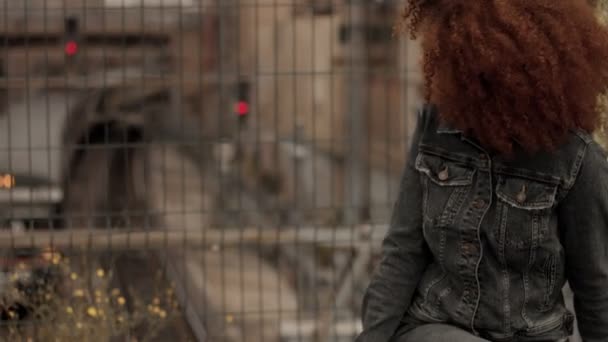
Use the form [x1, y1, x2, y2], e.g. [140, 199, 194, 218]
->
[415, 153, 475, 229]
[495, 176, 558, 252]
[495, 175, 563, 313]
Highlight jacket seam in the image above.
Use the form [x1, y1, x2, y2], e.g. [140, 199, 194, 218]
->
[560, 140, 590, 198]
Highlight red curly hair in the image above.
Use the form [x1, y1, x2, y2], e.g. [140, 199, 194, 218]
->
[399, 0, 608, 155]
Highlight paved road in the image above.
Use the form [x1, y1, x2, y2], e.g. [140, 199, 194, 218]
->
[148, 144, 298, 342]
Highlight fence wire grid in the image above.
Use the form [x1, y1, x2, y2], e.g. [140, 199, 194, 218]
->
[0, 0, 423, 341]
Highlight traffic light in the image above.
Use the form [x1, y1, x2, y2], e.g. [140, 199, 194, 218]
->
[235, 100, 249, 117]
[64, 17, 80, 60]
[65, 40, 78, 56]
[234, 81, 250, 125]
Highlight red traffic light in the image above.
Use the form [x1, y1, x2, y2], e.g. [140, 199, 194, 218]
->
[235, 101, 249, 116]
[65, 41, 79, 56]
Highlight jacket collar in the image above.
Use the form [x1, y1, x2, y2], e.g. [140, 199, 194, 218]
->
[436, 120, 462, 135]
[435, 120, 490, 154]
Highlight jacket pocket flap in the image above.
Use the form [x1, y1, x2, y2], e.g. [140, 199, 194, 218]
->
[415, 154, 475, 186]
[497, 176, 557, 210]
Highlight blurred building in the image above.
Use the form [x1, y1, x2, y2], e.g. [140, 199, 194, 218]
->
[236, 0, 423, 223]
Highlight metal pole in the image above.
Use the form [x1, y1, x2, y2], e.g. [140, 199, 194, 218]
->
[0, 225, 389, 249]
[399, 16, 409, 152]
[345, 0, 370, 224]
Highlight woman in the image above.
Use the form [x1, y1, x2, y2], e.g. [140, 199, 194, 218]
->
[357, 0, 608, 341]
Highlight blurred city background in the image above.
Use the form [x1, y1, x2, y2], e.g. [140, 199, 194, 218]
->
[0, 0, 423, 340]
[2, 0, 607, 341]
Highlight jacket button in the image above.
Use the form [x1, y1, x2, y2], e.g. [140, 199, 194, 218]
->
[517, 185, 527, 203]
[463, 243, 477, 254]
[517, 192, 527, 203]
[473, 199, 486, 209]
[438, 167, 449, 181]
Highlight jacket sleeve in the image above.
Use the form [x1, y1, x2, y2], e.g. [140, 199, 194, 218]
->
[559, 142, 608, 342]
[356, 111, 432, 342]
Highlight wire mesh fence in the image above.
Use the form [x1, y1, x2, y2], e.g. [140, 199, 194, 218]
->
[0, 0, 422, 340]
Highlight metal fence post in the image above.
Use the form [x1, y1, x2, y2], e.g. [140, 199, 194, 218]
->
[344, 0, 370, 225]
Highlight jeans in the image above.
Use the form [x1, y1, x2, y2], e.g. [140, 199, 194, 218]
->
[393, 324, 490, 342]
[393, 323, 571, 342]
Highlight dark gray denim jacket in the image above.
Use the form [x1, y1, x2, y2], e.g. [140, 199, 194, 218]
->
[357, 105, 608, 342]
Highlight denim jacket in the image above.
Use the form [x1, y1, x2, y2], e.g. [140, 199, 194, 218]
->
[357, 105, 608, 342]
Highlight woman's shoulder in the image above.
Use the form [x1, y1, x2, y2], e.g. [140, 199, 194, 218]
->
[413, 105, 598, 191]
[560, 135, 608, 200]
[578, 135, 608, 172]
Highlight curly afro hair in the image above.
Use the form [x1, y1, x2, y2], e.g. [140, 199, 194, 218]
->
[398, 0, 608, 155]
